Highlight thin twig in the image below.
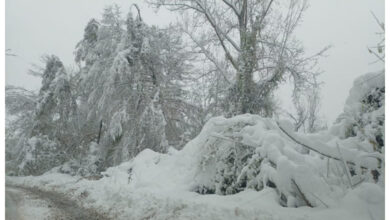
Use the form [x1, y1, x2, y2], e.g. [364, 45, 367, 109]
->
[291, 179, 313, 207]
[310, 192, 329, 208]
[276, 121, 370, 170]
[336, 142, 353, 188]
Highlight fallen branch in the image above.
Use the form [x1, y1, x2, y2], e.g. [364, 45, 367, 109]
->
[336, 142, 353, 188]
[291, 179, 313, 208]
[276, 121, 371, 170]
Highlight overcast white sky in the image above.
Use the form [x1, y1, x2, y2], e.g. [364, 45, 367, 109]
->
[5, 0, 384, 124]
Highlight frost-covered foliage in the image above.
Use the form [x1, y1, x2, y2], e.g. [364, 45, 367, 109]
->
[6, 55, 78, 175]
[90, 111, 382, 209]
[6, 65, 385, 218]
[102, 71, 383, 208]
[286, 80, 327, 133]
[333, 71, 384, 145]
[33, 56, 78, 146]
[187, 115, 338, 207]
[328, 70, 385, 183]
[69, 5, 197, 173]
[149, 0, 324, 116]
[6, 5, 198, 177]
[5, 86, 37, 167]
[5, 13, 384, 218]
[16, 136, 66, 176]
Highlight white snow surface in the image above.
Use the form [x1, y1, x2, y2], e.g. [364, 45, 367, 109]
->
[7, 114, 384, 220]
[6, 187, 54, 220]
[344, 70, 384, 113]
[6, 161, 383, 220]
[6, 71, 384, 219]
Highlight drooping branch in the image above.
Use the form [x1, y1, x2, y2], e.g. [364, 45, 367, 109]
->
[276, 121, 383, 170]
[131, 4, 142, 21]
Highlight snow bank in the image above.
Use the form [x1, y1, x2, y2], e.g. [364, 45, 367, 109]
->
[7, 158, 383, 220]
[7, 112, 384, 219]
[312, 70, 385, 186]
[344, 70, 384, 114]
[6, 71, 384, 219]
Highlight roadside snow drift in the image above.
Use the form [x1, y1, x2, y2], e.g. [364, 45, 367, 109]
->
[7, 114, 384, 219]
[7, 71, 384, 220]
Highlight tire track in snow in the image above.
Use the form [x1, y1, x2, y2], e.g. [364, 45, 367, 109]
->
[6, 185, 111, 220]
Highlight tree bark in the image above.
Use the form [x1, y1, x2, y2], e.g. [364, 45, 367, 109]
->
[97, 120, 103, 144]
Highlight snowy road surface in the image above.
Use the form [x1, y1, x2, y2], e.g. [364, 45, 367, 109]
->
[6, 186, 53, 220]
[6, 185, 110, 220]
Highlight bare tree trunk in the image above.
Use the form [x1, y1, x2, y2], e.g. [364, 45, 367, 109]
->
[234, 1, 256, 115]
[97, 120, 103, 144]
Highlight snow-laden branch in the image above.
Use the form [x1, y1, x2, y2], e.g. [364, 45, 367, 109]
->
[276, 121, 382, 170]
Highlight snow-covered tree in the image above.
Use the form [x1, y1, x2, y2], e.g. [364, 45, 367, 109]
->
[5, 86, 37, 175]
[6, 55, 78, 175]
[33, 55, 78, 147]
[70, 6, 197, 172]
[75, 19, 99, 66]
[148, 0, 325, 116]
[286, 79, 326, 133]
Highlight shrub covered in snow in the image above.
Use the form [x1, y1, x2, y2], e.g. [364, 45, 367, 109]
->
[187, 115, 336, 207]
[16, 135, 67, 176]
[329, 70, 384, 184]
[59, 142, 105, 177]
[333, 71, 384, 142]
[5, 71, 384, 219]
[120, 70, 385, 208]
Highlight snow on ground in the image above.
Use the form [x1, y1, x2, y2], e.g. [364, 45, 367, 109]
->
[6, 71, 384, 220]
[7, 126, 384, 220]
[6, 186, 53, 220]
[6, 159, 383, 220]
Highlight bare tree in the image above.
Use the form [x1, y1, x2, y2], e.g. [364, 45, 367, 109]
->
[367, 11, 384, 63]
[148, 0, 326, 116]
[306, 80, 323, 133]
[287, 79, 325, 133]
[287, 96, 308, 132]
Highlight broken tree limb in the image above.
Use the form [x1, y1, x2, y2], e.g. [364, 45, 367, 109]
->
[276, 121, 376, 170]
[291, 179, 313, 208]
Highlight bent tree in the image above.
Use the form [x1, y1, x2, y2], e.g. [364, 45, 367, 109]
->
[148, 0, 325, 116]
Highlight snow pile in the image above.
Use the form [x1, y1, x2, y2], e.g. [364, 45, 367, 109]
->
[344, 71, 384, 114]
[6, 146, 384, 220]
[313, 70, 385, 185]
[7, 113, 384, 219]
[331, 70, 384, 148]
[6, 71, 384, 219]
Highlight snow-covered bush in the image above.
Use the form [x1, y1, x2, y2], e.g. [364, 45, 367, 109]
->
[108, 110, 127, 142]
[16, 135, 67, 176]
[330, 70, 384, 184]
[106, 70, 383, 210]
[123, 97, 383, 208]
[189, 115, 337, 207]
[59, 142, 105, 177]
[333, 71, 384, 141]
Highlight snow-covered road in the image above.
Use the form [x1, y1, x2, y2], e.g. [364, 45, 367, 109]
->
[6, 186, 53, 220]
[6, 185, 110, 220]
[5, 188, 22, 220]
